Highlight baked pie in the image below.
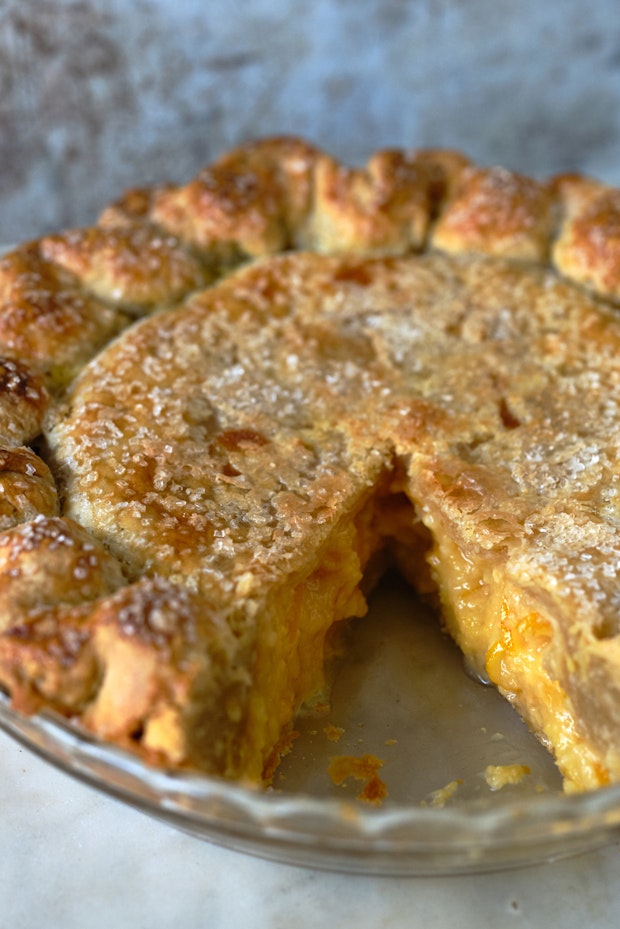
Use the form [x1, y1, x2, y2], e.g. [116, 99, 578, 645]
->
[0, 137, 619, 792]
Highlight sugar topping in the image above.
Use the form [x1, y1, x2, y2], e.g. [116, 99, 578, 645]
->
[37, 250, 620, 648]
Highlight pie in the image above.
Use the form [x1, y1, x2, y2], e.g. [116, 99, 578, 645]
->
[0, 137, 619, 792]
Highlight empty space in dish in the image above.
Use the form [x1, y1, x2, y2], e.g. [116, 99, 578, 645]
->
[273, 572, 563, 806]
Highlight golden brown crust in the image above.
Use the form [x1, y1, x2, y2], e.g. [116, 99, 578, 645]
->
[411, 147, 472, 201]
[301, 149, 435, 255]
[2, 137, 620, 789]
[39, 225, 210, 315]
[0, 576, 239, 768]
[0, 446, 58, 532]
[149, 136, 320, 266]
[87, 137, 620, 309]
[431, 165, 556, 261]
[0, 243, 130, 386]
[82, 578, 238, 767]
[551, 173, 620, 303]
[0, 600, 98, 715]
[98, 186, 165, 228]
[0, 516, 125, 633]
[209, 135, 320, 239]
[0, 356, 49, 445]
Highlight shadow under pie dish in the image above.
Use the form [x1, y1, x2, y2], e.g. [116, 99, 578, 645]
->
[0, 135, 620, 833]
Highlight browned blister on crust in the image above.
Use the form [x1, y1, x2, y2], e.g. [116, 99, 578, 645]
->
[210, 135, 321, 239]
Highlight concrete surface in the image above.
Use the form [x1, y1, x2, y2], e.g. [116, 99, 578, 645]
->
[0, 0, 618, 239]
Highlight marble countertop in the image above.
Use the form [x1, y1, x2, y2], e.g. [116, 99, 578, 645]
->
[2, 727, 620, 929]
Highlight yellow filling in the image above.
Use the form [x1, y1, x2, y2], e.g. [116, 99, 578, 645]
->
[231, 485, 432, 782]
[237, 515, 373, 781]
[202, 483, 612, 790]
[422, 504, 610, 790]
[485, 600, 609, 791]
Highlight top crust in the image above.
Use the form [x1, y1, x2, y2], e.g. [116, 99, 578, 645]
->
[2, 136, 620, 787]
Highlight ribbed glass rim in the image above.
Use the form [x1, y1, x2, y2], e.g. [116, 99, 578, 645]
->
[2, 693, 620, 876]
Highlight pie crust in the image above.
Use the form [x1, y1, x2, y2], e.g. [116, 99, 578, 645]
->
[1, 137, 620, 791]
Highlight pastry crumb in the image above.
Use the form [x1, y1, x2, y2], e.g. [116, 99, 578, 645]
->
[262, 730, 299, 781]
[328, 753, 387, 804]
[484, 763, 531, 790]
[423, 778, 462, 808]
[323, 723, 345, 742]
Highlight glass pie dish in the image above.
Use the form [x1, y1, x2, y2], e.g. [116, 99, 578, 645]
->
[2, 574, 620, 877]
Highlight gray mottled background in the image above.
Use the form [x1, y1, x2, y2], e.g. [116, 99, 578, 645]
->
[0, 0, 619, 240]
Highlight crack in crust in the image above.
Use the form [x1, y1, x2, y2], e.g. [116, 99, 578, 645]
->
[0, 137, 619, 788]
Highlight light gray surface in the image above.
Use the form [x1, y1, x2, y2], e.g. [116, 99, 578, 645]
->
[1, 727, 620, 928]
[0, 0, 619, 239]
